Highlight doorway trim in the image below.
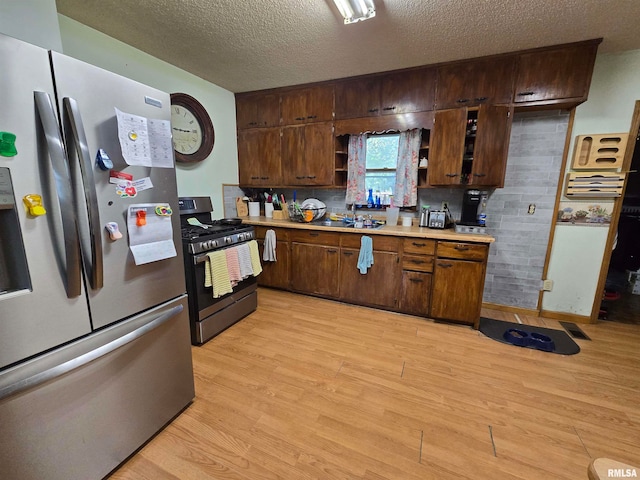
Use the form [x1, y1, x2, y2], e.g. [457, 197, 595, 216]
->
[588, 100, 640, 322]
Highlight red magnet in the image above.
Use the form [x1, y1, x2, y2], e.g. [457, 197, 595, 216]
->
[136, 209, 147, 226]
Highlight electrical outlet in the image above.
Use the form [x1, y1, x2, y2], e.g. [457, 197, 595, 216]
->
[543, 279, 553, 291]
[441, 201, 448, 210]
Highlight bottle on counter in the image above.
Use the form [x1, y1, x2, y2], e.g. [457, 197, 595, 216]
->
[419, 205, 430, 227]
[367, 188, 374, 208]
[478, 200, 487, 226]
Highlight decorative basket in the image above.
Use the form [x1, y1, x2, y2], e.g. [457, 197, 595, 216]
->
[288, 203, 322, 223]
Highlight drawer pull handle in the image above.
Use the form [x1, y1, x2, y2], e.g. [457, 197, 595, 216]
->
[368, 108, 379, 113]
[438, 262, 453, 268]
[295, 116, 306, 121]
[456, 98, 469, 104]
[409, 278, 424, 283]
[412, 242, 426, 247]
[517, 91, 535, 96]
[475, 96, 488, 102]
[445, 173, 459, 177]
[309, 233, 319, 237]
[343, 251, 354, 256]
[382, 106, 396, 111]
[410, 259, 426, 264]
[307, 115, 317, 119]
[454, 245, 470, 251]
[327, 249, 337, 254]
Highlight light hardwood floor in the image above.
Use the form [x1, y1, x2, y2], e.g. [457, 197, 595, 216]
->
[111, 288, 640, 480]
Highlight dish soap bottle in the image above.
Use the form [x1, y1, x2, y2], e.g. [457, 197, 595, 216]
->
[367, 188, 374, 208]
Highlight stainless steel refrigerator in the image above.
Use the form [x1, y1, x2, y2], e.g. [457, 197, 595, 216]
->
[0, 33, 195, 479]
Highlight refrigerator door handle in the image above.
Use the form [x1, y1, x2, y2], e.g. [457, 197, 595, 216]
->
[63, 97, 104, 290]
[0, 304, 183, 401]
[34, 91, 82, 298]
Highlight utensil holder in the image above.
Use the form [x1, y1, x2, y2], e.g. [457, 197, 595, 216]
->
[272, 203, 289, 220]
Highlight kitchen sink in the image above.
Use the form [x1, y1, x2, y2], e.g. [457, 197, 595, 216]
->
[310, 219, 385, 229]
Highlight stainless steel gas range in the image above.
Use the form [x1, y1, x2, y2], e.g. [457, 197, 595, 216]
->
[179, 196, 258, 345]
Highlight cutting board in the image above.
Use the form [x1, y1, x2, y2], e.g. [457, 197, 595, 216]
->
[236, 197, 248, 217]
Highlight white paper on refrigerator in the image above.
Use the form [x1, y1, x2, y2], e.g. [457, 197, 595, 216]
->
[116, 108, 174, 168]
[127, 203, 177, 265]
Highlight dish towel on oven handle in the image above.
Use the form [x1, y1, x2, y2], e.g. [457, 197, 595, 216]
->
[204, 250, 233, 298]
[225, 247, 242, 286]
[263, 229, 277, 262]
[357, 235, 374, 274]
[248, 240, 263, 276]
[237, 243, 253, 278]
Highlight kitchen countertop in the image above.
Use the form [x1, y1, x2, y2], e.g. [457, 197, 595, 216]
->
[242, 217, 495, 244]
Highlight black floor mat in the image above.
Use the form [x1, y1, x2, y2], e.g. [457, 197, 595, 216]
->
[559, 321, 591, 340]
[479, 318, 580, 355]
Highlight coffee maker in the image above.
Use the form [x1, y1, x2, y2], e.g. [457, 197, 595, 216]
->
[460, 189, 483, 225]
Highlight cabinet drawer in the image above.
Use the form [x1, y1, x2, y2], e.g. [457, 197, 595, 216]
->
[341, 234, 400, 251]
[437, 241, 488, 261]
[403, 238, 436, 255]
[402, 255, 434, 273]
[255, 226, 290, 241]
[290, 230, 340, 246]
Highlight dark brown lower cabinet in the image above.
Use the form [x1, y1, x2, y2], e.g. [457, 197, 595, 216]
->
[290, 242, 340, 297]
[430, 259, 485, 325]
[339, 248, 400, 308]
[257, 239, 290, 290]
[399, 271, 431, 316]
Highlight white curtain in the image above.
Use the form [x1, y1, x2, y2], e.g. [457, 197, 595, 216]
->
[345, 133, 367, 205]
[393, 129, 421, 207]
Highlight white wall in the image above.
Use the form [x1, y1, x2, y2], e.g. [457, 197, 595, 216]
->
[57, 16, 239, 218]
[542, 49, 640, 316]
[0, 0, 62, 50]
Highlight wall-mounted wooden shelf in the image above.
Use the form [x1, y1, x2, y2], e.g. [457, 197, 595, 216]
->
[565, 172, 627, 197]
[571, 133, 628, 170]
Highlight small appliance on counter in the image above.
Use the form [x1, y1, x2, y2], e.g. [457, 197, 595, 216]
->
[427, 206, 454, 229]
[455, 189, 488, 234]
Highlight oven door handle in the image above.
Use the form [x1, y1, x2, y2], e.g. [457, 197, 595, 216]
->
[194, 253, 209, 265]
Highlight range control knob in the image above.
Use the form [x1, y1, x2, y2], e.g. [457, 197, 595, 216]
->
[224, 236, 232, 245]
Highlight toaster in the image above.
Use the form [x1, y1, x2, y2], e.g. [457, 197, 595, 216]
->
[428, 210, 447, 229]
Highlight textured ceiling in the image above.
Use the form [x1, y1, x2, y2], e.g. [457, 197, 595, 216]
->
[56, 0, 640, 93]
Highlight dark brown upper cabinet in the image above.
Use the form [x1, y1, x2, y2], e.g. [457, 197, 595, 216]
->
[235, 93, 280, 129]
[435, 56, 516, 110]
[237, 128, 281, 186]
[513, 41, 600, 105]
[428, 105, 512, 187]
[281, 122, 334, 186]
[335, 68, 436, 120]
[280, 85, 334, 125]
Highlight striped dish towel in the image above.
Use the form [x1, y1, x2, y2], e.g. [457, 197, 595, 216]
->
[237, 242, 254, 279]
[225, 246, 242, 286]
[248, 240, 263, 276]
[204, 250, 233, 298]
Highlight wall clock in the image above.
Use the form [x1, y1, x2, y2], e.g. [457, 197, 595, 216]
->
[170, 93, 215, 163]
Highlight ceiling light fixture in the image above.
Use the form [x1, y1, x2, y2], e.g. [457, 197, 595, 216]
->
[332, 0, 376, 24]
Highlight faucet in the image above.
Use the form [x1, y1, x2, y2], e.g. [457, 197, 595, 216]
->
[350, 203, 356, 221]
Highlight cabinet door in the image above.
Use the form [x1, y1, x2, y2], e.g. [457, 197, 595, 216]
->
[339, 248, 399, 308]
[470, 105, 512, 187]
[436, 57, 514, 110]
[428, 108, 467, 185]
[335, 77, 381, 119]
[282, 123, 334, 185]
[399, 271, 431, 316]
[280, 90, 307, 125]
[431, 259, 485, 325]
[236, 93, 280, 129]
[291, 243, 340, 297]
[303, 122, 334, 185]
[380, 68, 436, 115]
[257, 240, 290, 289]
[281, 126, 305, 184]
[237, 128, 281, 185]
[304, 85, 334, 123]
[281, 86, 334, 125]
[514, 43, 598, 104]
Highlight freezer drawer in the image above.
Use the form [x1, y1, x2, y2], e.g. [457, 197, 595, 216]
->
[0, 295, 194, 480]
